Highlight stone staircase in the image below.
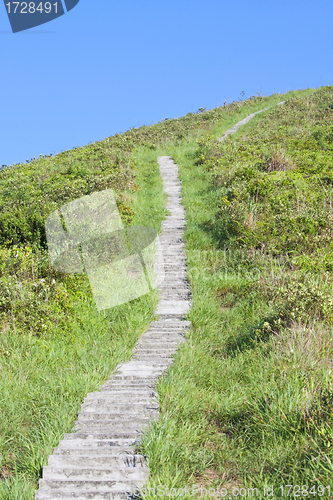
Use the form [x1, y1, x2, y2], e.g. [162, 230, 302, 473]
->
[35, 156, 191, 500]
[34, 103, 286, 499]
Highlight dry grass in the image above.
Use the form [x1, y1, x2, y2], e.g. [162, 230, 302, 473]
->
[266, 150, 296, 173]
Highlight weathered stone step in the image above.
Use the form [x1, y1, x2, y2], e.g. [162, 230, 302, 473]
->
[133, 350, 175, 357]
[141, 330, 187, 336]
[133, 348, 178, 356]
[112, 370, 163, 379]
[37, 479, 144, 494]
[112, 374, 162, 381]
[132, 356, 174, 363]
[99, 378, 156, 385]
[135, 340, 182, 346]
[92, 387, 157, 394]
[142, 324, 188, 331]
[82, 394, 157, 403]
[79, 405, 159, 415]
[73, 423, 150, 432]
[76, 415, 153, 425]
[48, 454, 147, 468]
[42, 466, 149, 481]
[35, 491, 131, 500]
[52, 448, 146, 459]
[98, 383, 156, 391]
[149, 320, 191, 327]
[62, 431, 144, 440]
[57, 438, 138, 450]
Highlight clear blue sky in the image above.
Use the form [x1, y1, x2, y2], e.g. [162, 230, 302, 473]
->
[1, 0, 332, 167]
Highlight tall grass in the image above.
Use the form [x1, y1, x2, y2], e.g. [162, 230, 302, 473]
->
[0, 145, 165, 498]
[139, 87, 333, 498]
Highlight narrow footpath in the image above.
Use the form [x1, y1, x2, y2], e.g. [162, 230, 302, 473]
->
[35, 103, 284, 499]
[35, 156, 191, 500]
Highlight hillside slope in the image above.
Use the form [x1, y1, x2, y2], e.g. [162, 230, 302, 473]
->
[139, 86, 333, 497]
[0, 87, 322, 498]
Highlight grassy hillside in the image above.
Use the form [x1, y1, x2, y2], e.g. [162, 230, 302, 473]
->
[139, 86, 333, 498]
[0, 86, 326, 498]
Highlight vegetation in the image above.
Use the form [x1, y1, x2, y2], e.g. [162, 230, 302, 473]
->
[139, 87, 333, 498]
[0, 135, 168, 498]
[1, 85, 331, 498]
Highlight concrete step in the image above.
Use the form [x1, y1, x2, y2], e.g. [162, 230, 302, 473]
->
[146, 322, 190, 328]
[73, 422, 150, 432]
[98, 384, 156, 392]
[36, 490, 132, 500]
[140, 332, 187, 338]
[135, 340, 182, 347]
[48, 454, 147, 468]
[133, 346, 177, 353]
[52, 447, 145, 458]
[133, 348, 178, 355]
[99, 379, 156, 385]
[112, 374, 162, 381]
[84, 387, 157, 394]
[42, 466, 149, 481]
[149, 319, 190, 326]
[140, 332, 186, 339]
[141, 330, 186, 336]
[37, 479, 145, 493]
[76, 416, 153, 425]
[62, 431, 143, 440]
[57, 438, 139, 449]
[132, 356, 174, 363]
[82, 394, 157, 403]
[95, 387, 157, 394]
[80, 401, 158, 410]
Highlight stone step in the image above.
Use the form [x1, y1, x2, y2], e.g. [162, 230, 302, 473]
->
[132, 356, 174, 363]
[36, 490, 132, 500]
[79, 405, 159, 414]
[142, 327, 187, 334]
[93, 387, 157, 394]
[133, 350, 175, 357]
[37, 479, 145, 494]
[57, 438, 138, 450]
[133, 349, 178, 356]
[82, 394, 157, 403]
[112, 375, 162, 381]
[62, 431, 143, 440]
[98, 383, 156, 391]
[77, 414, 157, 424]
[42, 466, 149, 481]
[135, 340, 182, 346]
[141, 330, 186, 336]
[48, 454, 147, 468]
[76, 415, 154, 424]
[112, 370, 163, 378]
[149, 320, 191, 327]
[73, 423, 150, 432]
[52, 448, 146, 459]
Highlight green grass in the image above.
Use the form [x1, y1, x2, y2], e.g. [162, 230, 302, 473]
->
[1, 85, 330, 498]
[0, 142, 166, 498]
[138, 87, 333, 499]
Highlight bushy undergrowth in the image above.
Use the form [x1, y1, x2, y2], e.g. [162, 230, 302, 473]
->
[201, 86, 333, 329]
[139, 87, 333, 497]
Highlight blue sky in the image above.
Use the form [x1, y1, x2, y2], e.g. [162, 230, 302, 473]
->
[1, 0, 332, 167]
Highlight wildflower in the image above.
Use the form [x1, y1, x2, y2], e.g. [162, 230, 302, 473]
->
[40, 279, 46, 283]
